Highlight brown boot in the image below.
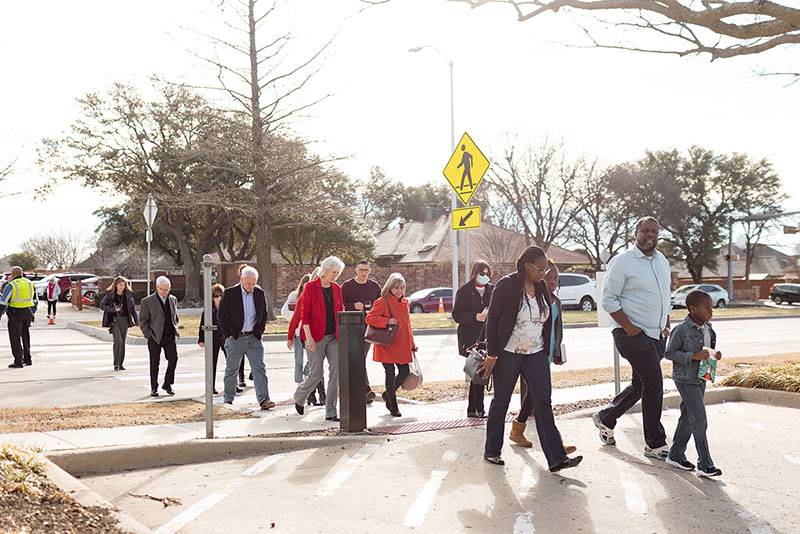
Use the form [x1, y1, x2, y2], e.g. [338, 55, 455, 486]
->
[509, 420, 533, 448]
[565, 444, 577, 455]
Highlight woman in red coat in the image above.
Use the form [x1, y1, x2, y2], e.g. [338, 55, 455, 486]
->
[366, 273, 417, 417]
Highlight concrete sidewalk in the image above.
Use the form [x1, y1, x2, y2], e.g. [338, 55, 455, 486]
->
[0, 379, 675, 453]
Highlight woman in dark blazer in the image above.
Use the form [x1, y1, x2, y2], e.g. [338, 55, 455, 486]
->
[481, 246, 582, 472]
[199, 283, 238, 395]
[100, 276, 138, 371]
[452, 260, 494, 418]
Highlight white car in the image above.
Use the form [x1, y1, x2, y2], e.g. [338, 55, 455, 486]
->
[557, 273, 597, 311]
[671, 284, 729, 309]
[35, 273, 100, 301]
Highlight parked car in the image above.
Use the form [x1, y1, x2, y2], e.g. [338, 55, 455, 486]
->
[1, 272, 45, 293]
[408, 287, 453, 313]
[557, 273, 597, 311]
[34, 273, 99, 302]
[671, 284, 729, 308]
[769, 283, 800, 305]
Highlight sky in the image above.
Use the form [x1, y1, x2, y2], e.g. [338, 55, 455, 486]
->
[1, 0, 798, 258]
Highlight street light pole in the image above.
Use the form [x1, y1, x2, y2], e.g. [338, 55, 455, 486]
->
[410, 45, 460, 300]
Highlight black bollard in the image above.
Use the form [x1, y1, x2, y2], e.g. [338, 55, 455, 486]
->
[337, 311, 367, 432]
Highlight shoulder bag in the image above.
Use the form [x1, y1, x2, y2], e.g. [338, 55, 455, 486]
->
[364, 298, 399, 346]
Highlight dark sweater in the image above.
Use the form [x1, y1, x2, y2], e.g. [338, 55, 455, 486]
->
[485, 272, 552, 357]
[452, 281, 494, 356]
[341, 278, 382, 311]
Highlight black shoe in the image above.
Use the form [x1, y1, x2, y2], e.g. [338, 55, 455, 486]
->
[326, 416, 340, 422]
[366, 389, 376, 405]
[23, 360, 31, 366]
[696, 466, 723, 478]
[114, 366, 120, 371]
[163, 385, 175, 396]
[307, 392, 318, 406]
[235, 387, 243, 394]
[150, 390, 159, 397]
[476, 410, 487, 419]
[467, 410, 478, 418]
[119, 366, 126, 371]
[238, 381, 246, 388]
[484, 455, 504, 466]
[213, 389, 219, 395]
[248, 372, 253, 381]
[390, 409, 402, 417]
[549, 455, 583, 473]
[8, 363, 23, 369]
[666, 457, 696, 471]
[224, 400, 233, 405]
[295, 404, 305, 415]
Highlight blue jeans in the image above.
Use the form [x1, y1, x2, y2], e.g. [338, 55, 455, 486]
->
[484, 350, 567, 468]
[224, 334, 269, 404]
[293, 336, 305, 384]
[670, 381, 715, 470]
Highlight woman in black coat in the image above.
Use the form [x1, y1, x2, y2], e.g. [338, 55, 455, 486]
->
[452, 260, 494, 418]
[100, 276, 138, 371]
[481, 246, 582, 472]
[198, 283, 239, 395]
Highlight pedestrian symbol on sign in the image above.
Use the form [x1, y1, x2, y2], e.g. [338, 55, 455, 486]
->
[443, 132, 489, 206]
[457, 144, 474, 191]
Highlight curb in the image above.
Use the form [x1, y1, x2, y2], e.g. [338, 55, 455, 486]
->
[560, 386, 800, 420]
[41, 455, 152, 534]
[67, 322, 199, 346]
[46, 434, 385, 476]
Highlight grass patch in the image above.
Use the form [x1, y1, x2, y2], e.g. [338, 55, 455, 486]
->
[0, 399, 254, 434]
[0, 442, 126, 533]
[81, 305, 800, 336]
[721, 362, 800, 393]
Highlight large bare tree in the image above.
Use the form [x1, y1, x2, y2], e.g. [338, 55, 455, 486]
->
[449, 1, 800, 62]
[183, 0, 334, 313]
[485, 139, 586, 250]
[22, 231, 88, 270]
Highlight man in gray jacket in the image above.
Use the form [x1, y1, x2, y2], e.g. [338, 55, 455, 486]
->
[139, 276, 180, 397]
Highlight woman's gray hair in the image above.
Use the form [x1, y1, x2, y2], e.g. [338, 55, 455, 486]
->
[318, 256, 345, 278]
[240, 266, 259, 280]
[155, 276, 171, 288]
[381, 272, 406, 297]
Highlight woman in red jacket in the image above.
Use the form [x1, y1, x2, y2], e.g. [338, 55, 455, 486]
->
[366, 273, 417, 417]
[292, 257, 345, 422]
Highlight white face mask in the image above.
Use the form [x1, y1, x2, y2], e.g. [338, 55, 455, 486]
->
[476, 274, 490, 286]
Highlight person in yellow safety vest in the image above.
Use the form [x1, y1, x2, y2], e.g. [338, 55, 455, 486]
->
[0, 266, 39, 368]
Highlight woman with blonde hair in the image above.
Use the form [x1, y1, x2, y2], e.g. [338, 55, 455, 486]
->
[100, 276, 138, 371]
[366, 273, 417, 417]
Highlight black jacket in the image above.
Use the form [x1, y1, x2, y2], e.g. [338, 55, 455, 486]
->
[198, 305, 223, 345]
[452, 281, 494, 356]
[218, 284, 269, 340]
[100, 290, 138, 328]
[486, 272, 552, 357]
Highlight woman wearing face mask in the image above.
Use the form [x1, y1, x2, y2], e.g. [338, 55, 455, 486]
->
[366, 273, 417, 417]
[452, 260, 494, 418]
[482, 246, 583, 472]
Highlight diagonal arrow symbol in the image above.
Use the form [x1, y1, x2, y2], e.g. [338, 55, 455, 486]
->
[459, 210, 474, 227]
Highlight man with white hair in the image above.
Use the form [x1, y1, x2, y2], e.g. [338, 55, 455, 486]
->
[139, 276, 180, 397]
[218, 265, 274, 410]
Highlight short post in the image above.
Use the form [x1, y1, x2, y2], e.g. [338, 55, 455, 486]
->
[202, 254, 215, 439]
[337, 311, 367, 432]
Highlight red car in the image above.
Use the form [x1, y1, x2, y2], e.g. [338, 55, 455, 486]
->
[408, 287, 454, 314]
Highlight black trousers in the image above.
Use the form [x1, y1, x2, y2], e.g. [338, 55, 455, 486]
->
[598, 329, 667, 449]
[211, 340, 228, 390]
[148, 337, 178, 391]
[383, 363, 410, 401]
[467, 381, 485, 414]
[484, 350, 566, 467]
[7, 308, 33, 365]
[47, 300, 57, 317]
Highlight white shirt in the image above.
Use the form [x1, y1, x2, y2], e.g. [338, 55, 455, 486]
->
[601, 246, 672, 340]
[504, 294, 550, 355]
[281, 290, 300, 338]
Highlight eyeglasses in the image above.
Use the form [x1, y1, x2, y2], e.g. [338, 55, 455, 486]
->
[528, 262, 551, 274]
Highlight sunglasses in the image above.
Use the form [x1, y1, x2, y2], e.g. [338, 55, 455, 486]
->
[527, 262, 551, 274]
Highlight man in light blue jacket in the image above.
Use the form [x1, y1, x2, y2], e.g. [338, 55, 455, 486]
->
[592, 217, 673, 461]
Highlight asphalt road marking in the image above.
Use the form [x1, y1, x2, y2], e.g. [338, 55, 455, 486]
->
[513, 511, 536, 534]
[404, 470, 448, 529]
[241, 453, 286, 477]
[519, 464, 538, 496]
[617, 462, 647, 516]
[317, 443, 380, 497]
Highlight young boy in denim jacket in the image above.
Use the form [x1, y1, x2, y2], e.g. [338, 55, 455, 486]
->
[665, 290, 723, 478]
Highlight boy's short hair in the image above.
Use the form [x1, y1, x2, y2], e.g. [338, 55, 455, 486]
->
[686, 290, 712, 309]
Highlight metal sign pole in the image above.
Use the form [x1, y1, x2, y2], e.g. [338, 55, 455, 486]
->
[143, 194, 158, 296]
[613, 344, 621, 395]
[146, 230, 152, 296]
[202, 254, 214, 439]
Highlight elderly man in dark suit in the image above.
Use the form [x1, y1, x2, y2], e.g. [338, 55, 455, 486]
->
[218, 266, 274, 410]
[139, 276, 180, 397]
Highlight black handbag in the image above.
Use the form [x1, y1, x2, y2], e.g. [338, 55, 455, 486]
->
[364, 298, 398, 346]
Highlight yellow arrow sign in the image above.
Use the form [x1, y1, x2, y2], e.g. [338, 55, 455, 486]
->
[452, 206, 481, 230]
[443, 132, 490, 206]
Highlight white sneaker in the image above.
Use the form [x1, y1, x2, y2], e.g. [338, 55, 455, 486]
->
[592, 413, 616, 445]
[644, 446, 669, 460]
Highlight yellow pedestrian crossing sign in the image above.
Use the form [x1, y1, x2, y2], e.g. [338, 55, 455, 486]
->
[443, 132, 490, 206]
[452, 206, 481, 230]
